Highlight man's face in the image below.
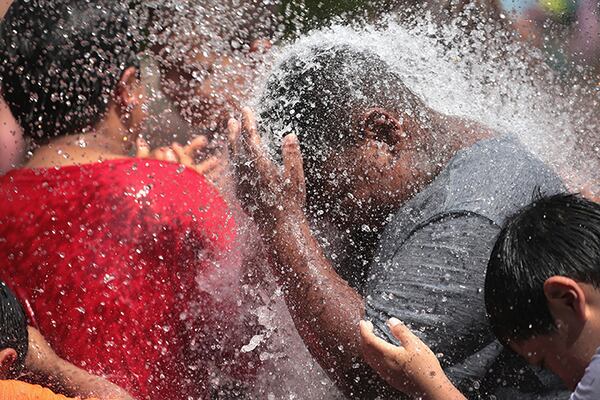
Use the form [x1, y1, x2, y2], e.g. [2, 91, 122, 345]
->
[512, 333, 587, 390]
[320, 131, 425, 223]
[323, 108, 436, 222]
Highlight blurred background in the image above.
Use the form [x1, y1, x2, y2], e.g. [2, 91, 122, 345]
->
[281, 0, 599, 78]
[1, 0, 598, 77]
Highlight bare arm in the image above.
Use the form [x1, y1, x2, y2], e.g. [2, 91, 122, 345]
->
[266, 217, 402, 398]
[263, 210, 368, 383]
[26, 327, 135, 400]
[228, 109, 399, 398]
[0, 0, 12, 18]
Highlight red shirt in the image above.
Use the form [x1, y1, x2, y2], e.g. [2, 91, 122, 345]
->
[0, 159, 246, 399]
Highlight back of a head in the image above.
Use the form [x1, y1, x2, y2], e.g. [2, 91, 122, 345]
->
[485, 193, 600, 345]
[258, 44, 423, 179]
[0, 282, 28, 374]
[0, 0, 140, 142]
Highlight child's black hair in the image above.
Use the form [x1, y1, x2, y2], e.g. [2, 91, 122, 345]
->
[0, 0, 140, 142]
[0, 281, 28, 373]
[485, 193, 600, 344]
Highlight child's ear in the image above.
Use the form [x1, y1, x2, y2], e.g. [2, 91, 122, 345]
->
[0, 348, 17, 378]
[544, 276, 588, 324]
[115, 66, 141, 111]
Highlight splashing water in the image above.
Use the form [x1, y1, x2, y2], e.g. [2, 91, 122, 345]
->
[3, 1, 598, 398]
[254, 17, 599, 192]
[235, 12, 599, 399]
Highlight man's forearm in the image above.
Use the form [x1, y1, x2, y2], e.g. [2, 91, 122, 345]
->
[261, 212, 397, 398]
[264, 212, 364, 364]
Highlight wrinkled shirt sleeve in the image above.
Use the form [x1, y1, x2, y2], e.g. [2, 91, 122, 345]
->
[365, 213, 500, 382]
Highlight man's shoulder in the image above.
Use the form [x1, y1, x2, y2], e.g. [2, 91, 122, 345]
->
[434, 135, 565, 226]
[377, 135, 564, 258]
[449, 135, 564, 192]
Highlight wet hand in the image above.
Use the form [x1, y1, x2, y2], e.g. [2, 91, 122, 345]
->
[136, 135, 222, 178]
[359, 319, 463, 399]
[227, 107, 306, 229]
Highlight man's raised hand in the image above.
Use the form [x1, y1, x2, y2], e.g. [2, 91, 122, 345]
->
[227, 107, 306, 229]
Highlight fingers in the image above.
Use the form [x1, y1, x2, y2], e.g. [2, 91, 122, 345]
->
[282, 134, 307, 205]
[359, 320, 375, 339]
[387, 318, 417, 348]
[227, 118, 241, 160]
[173, 139, 221, 177]
[166, 149, 178, 162]
[173, 136, 209, 166]
[239, 107, 276, 177]
[360, 320, 402, 356]
[241, 107, 262, 156]
[195, 156, 221, 176]
[136, 137, 150, 158]
[151, 147, 178, 162]
[137, 137, 216, 171]
[172, 142, 193, 166]
[185, 135, 209, 156]
[232, 107, 268, 162]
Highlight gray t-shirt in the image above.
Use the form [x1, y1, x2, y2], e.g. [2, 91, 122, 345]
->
[571, 347, 600, 400]
[365, 136, 568, 399]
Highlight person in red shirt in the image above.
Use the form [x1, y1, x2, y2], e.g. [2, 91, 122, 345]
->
[0, 1, 253, 398]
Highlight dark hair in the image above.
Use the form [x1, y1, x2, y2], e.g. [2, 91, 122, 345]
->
[258, 44, 424, 185]
[0, 281, 28, 374]
[0, 0, 140, 142]
[485, 193, 600, 345]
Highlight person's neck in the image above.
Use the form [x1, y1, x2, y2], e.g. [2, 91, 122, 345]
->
[396, 111, 495, 203]
[25, 112, 133, 169]
[427, 112, 495, 164]
[52, 126, 130, 155]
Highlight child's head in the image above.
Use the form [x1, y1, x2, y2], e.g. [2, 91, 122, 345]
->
[0, 0, 144, 143]
[485, 193, 600, 389]
[0, 281, 28, 378]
